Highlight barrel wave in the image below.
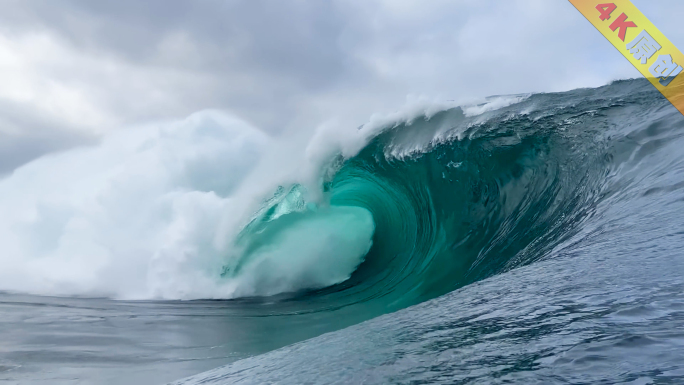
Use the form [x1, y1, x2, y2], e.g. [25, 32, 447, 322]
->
[4, 79, 681, 382]
[175, 78, 684, 385]
[222, 80, 624, 319]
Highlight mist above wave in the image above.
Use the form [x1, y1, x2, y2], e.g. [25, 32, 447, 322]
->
[0, 94, 527, 300]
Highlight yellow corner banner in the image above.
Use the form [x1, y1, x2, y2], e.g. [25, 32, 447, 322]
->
[569, 0, 684, 115]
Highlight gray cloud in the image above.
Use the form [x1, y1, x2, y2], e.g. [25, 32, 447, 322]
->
[5, 1, 351, 85]
[0, 0, 682, 174]
[0, 99, 95, 175]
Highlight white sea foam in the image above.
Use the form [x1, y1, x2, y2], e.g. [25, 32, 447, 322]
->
[461, 95, 529, 117]
[0, 95, 522, 300]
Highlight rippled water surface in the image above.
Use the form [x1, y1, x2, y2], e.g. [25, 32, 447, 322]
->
[176, 191, 684, 384]
[3, 79, 684, 384]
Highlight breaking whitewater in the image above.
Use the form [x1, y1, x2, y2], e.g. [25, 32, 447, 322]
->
[3, 78, 684, 384]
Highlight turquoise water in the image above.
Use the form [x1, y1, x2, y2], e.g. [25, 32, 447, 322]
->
[224, 78, 612, 318]
[4, 78, 684, 384]
[176, 78, 684, 383]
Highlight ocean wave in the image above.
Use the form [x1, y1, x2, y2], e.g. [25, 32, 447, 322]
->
[0, 78, 670, 322]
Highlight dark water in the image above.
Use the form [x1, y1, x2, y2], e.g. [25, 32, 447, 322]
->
[176, 220, 684, 384]
[4, 78, 684, 384]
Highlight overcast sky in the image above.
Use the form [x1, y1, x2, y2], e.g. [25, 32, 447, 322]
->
[0, 0, 682, 174]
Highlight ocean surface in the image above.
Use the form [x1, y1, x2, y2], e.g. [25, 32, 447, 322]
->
[2, 78, 684, 384]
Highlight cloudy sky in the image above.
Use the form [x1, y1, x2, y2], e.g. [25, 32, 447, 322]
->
[0, 0, 682, 174]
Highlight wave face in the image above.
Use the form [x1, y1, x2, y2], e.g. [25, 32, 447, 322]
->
[0, 79, 651, 305]
[4, 78, 684, 383]
[174, 79, 684, 384]
[222, 84, 613, 316]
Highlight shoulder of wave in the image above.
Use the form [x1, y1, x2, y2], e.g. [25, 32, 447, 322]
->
[358, 94, 530, 137]
[306, 94, 534, 167]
